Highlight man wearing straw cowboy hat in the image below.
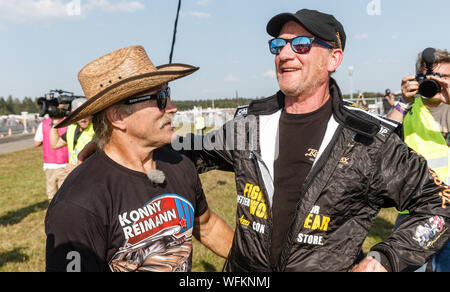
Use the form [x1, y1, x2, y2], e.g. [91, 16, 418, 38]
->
[45, 45, 234, 272]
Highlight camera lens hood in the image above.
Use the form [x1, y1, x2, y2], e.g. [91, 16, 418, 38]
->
[419, 79, 441, 98]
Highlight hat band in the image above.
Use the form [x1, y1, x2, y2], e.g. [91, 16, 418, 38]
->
[86, 65, 197, 104]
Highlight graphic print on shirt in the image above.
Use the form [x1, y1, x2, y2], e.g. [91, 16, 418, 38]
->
[109, 194, 195, 272]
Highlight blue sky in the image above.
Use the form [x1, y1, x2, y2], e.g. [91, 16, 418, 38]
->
[0, 0, 449, 101]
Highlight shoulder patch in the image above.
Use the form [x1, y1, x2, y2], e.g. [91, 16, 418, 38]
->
[234, 105, 249, 118]
[343, 104, 401, 140]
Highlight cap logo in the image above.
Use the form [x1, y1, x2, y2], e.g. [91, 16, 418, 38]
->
[336, 32, 342, 50]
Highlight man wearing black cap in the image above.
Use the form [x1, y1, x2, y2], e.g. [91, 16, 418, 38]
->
[172, 9, 449, 272]
[80, 10, 450, 272]
[382, 89, 395, 115]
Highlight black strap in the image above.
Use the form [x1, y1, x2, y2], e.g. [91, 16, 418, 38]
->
[169, 0, 182, 64]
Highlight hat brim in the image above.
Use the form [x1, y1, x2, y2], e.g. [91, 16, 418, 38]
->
[56, 63, 199, 128]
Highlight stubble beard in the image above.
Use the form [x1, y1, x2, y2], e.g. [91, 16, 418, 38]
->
[279, 59, 327, 99]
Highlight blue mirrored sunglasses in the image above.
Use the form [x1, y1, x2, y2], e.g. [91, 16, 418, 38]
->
[269, 36, 334, 55]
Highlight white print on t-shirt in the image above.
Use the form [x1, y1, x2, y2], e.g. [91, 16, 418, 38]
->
[109, 194, 195, 272]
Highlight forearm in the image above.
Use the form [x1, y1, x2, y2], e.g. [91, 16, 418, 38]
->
[174, 131, 234, 173]
[387, 97, 412, 123]
[194, 210, 234, 258]
[50, 127, 66, 149]
[387, 107, 406, 123]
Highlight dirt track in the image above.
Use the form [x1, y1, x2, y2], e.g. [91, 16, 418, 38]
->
[0, 134, 35, 155]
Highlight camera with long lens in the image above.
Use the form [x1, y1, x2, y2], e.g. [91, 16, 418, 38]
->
[37, 90, 82, 118]
[415, 48, 443, 98]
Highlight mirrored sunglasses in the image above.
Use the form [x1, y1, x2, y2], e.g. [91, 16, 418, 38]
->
[269, 36, 333, 55]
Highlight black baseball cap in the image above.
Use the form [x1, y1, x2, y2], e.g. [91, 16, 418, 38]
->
[266, 9, 346, 51]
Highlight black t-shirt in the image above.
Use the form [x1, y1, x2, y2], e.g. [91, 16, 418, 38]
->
[271, 98, 332, 264]
[427, 103, 450, 146]
[61, 124, 83, 145]
[45, 146, 208, 272]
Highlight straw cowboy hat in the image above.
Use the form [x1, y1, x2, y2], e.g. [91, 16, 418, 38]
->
[56, 45, 199, 128]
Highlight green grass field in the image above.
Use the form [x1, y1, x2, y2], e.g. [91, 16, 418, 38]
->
[0, 147, 397, 272]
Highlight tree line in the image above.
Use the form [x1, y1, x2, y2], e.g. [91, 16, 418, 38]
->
[172, 97, 259, 111]
[0, 92, 386, 115]
[0, 96, 40, 115]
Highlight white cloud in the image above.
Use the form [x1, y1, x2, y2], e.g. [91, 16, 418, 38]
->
[224, 74, 239, 83]
[83, 0, 144, 13]
[188, 11, 211, 19]
[262, 70, 275, 79]
[0, 0, 68, 20]
[354, 33, 369, 40]
[0, 0, 144, 21]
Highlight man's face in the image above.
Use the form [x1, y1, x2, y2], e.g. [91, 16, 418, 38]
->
[275, 21, 336, 99]
[77, 116, 91, 129]
[124, 84, 177, 148]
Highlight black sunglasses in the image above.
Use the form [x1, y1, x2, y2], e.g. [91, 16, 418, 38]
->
[124, 87, 171, 111]
[269, 36, 334, 55]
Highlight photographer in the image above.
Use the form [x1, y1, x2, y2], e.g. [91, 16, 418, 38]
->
[50, 98, 95, 174]
[356, 92, 367, 107]
[388, 48, 450, 272]
[382, 89, 395, 115]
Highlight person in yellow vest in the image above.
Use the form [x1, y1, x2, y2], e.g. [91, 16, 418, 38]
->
[50, 98, 95, 174]
[195, 115, 206, 136]
[388, 48, 450, 272]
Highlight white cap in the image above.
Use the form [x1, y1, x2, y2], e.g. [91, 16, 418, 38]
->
[71, 98, 87, 112]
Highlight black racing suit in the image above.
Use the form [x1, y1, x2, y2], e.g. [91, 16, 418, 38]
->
[177, 78, 450, 272]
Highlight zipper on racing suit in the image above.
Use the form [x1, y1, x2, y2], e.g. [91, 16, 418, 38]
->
[249, 150, 277, 271]
[278, 124, 345, 271]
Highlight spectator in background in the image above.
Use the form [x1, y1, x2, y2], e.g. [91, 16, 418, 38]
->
[388, 48, 450, 272]
[382, 89, 395, 115]
[356, 92, 367, 108]
[34, 117, 69, 202]
[195, 115, 206, 136]
[50, 98, 95, 174]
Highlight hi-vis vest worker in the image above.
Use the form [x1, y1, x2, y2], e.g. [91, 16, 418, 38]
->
[66, 122, 95, 165]
[404, 98, 450, 184]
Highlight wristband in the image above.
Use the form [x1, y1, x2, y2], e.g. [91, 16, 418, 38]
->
[394, 104, 409, 115]
[394, 100, 412, 115]
[399, 96, 413, 108]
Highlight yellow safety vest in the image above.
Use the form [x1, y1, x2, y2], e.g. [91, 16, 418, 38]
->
[404, 98, 450, 184]
[400, 99, 450, 215]
[195, 116, 206, 130]
[66, 123, 95, 165]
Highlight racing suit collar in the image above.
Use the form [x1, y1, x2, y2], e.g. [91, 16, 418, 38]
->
[248, 78, 381, 137]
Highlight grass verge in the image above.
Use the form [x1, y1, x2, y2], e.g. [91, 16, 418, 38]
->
[0, 147, 396, 272]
